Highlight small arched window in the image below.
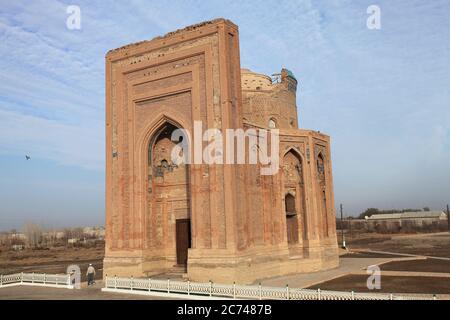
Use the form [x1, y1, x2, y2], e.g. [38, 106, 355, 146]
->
[268, 118, 277, 129]
[317, 153, 325, 175]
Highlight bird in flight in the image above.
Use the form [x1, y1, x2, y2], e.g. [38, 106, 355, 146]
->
[25, 155, 31, 160]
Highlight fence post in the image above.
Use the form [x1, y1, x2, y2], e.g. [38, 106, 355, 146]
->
[318, 288, 321, 300]
[351, 291, 355, 300]
[168, 279, 170, 293]
[130, 276, 133, 291]
[286, 284, 290, 300]
[114, 275, 117, 289]
[389, 293, 393, 300]
[259, 283, 262, 300]
[187, 280, 190, 296]
[209, 280, 212, 297]
[233, 282, 236, 299]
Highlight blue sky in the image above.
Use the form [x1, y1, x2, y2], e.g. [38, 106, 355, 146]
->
[0, 0, 449, 230]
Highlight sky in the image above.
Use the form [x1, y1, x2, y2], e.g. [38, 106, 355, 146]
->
[0, 0, 449, 231]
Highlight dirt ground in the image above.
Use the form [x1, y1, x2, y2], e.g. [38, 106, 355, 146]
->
[0, 244, 104, 282]
[346, 232, 450, 258]
[306, 274, 450, 295]
[380, 258, 450, 273]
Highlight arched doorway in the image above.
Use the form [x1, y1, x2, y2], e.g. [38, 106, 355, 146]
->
[285, 193, 298, 244]
[148, 122, 191, 268]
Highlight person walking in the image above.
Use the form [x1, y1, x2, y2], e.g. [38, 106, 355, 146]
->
[86, 263, 96, 286]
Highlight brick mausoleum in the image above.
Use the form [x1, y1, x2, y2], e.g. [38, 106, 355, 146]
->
[104, 18, 339, 284]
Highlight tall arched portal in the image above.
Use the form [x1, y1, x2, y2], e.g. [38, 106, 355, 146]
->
[148, 122, 191, 269]
[283, 150, 307, 244]
[317, 153, 328, 237]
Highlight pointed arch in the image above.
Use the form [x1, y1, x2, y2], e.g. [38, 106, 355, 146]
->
[139, 114, 191, 165]
[316, 152, 325, 176]
[282, 148, 305, 184]
[268, 117, 277, 129]
[283, 146, 305, 162]
[136, 114, 192, 269]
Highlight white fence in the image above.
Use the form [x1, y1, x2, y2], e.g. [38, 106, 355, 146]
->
[0, 272, 73, 289]
[102, 276, 437, 300]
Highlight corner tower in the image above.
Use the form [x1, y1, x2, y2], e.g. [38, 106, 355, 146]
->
[241, 68, 299, 129]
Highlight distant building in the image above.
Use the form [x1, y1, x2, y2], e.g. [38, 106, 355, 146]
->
[346, 210, 450, 233]
[11, 244, 24, 251]
[365, 211, 447, 221]
[42, 231, 65, 240]
[83, 226, 105, 239]
[67, 238, 79, 244]
[10, 233, 27, 241]
[56, 231, 65, 239]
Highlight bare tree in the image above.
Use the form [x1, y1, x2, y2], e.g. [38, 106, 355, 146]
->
[22, 222, 42, 248]
[73, 227, 84, 239]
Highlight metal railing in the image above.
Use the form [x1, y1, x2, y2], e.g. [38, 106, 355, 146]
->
[102, 275, 437, 300]
[0, 272, 73, 289]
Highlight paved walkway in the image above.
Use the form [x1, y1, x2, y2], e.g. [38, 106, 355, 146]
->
[260, 248, 450, 289]
[358, 249, 450, 261]
[259, 255, 408, 288]
[352, 270, 450, 278]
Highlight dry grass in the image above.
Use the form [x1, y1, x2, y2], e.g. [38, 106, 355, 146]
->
[0, 244, 104, 281]
[307, 275, 450, 294]
[347, 232, 450, 258]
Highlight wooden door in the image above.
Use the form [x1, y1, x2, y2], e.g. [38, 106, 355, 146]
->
[176, 219, 191, 265]
[286, 215, 298, 244]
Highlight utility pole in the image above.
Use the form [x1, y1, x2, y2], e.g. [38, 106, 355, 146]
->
[447, 204, 450, 233]
[340, 204, 346, 248]
[349, 214, 352, 240]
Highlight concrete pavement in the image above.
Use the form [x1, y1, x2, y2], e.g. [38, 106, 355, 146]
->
[259, 255, 420, 288]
